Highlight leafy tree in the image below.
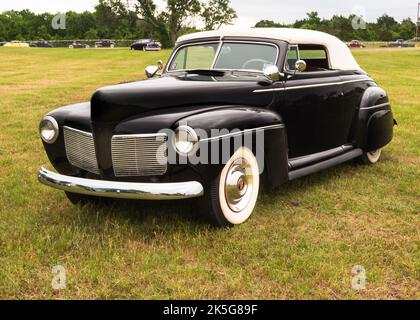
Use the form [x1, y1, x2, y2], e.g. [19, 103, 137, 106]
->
[136, 0, 202, 47]
[136, 0, 236, 47]
[398, 18, 416, 40]
[202, 0, 237, 30]
[255, 20, 285, 28]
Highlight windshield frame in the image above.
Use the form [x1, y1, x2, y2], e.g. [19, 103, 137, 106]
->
[165, 40, 280, 74]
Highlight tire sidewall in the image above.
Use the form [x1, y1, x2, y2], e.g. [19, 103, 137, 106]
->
[209, 147, 260, 226]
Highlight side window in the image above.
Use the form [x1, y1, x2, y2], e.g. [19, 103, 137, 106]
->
[285, 45, 299, 71]
[298, 45, 330, 71]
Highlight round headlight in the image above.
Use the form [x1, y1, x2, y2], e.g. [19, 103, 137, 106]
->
[39, 116, 59, 144]
[174, 125, 198, 155]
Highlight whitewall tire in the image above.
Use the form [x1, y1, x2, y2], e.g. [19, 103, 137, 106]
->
[204, 147, 260, 227]
[362, 149, 382, 164]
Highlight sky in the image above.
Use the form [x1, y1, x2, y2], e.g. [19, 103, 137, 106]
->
[0, 0, 417, 27]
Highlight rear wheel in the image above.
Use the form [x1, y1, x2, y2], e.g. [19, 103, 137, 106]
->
[361, 149, 382, 164]
[203, 147, 260, 227]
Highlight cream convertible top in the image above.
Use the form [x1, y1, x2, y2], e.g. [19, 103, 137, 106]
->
[177, 28, 361, 71]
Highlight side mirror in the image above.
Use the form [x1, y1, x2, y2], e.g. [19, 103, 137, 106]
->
[145, 65, 159, 78]
[263, 65, 281, 82]
[295, 60, 307, 72]
[145, 60, 164, 78]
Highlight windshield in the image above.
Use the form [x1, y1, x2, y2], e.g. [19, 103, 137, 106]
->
[167, 42, 278, 72]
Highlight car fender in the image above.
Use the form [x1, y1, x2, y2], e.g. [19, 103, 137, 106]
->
[355, 86, 394, 151]
[176, 106, 289, 188]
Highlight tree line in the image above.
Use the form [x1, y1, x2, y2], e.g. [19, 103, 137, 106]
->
[0, 2, 417, 47]
[255, 12, 417, 41]
[0, 0, 237, 47]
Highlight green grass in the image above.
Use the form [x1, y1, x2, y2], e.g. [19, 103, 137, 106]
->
[0, 47, 419, 299]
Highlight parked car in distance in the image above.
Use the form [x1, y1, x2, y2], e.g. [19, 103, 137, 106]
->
[69, 42, 90, 49]
[95, 40, 116, 48]
[130, 39, 155, 50]
[387, 39, 414, 48]
[144, 41, 161, 51]
[38, 28, 396, 227]
[4, 41, 29, 48]
[29, 41, 53, 48]
[346, 40, 365, 48]
[0, 41, 6, 47]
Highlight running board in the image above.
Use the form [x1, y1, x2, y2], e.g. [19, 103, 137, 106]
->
[288, 144, 354, 170]
[288, 148, 363, 181]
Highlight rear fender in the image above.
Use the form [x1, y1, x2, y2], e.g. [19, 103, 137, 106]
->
[355, 86, 394, 151]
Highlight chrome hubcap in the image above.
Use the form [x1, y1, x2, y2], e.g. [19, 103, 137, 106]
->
[224, 158, 253, 212]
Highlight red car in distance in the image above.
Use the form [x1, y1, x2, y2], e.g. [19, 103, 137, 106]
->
[346, 40, 366, 48]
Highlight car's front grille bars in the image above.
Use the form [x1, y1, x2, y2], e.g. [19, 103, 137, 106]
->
[111, 133, 168, 177]
[63, 126, 100, 175]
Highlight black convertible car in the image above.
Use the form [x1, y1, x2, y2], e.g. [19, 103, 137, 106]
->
[69, 42, 89, 49]
[95, 40, 116, 48]
[29, 41, 53, 48]
[38, 29, 395, 227]
[130, 39, 156, 50]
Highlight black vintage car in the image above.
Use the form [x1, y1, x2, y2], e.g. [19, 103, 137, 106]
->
[69, 42, 89, 49]
[38, 29, 395, 227]
[29, 41, 54, 48]
[130, 39, 155, 50]
[95, 40, 116, 48]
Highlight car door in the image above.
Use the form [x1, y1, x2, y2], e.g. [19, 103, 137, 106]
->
[275, 44, 347, 158]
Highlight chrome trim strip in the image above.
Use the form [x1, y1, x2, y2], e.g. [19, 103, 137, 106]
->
[111, 133, 167, 139]
[200, 124, 285, 142]
[360, 102, 391, 110]
[253, 79, 371, 93]
[38, 167, 204, 200]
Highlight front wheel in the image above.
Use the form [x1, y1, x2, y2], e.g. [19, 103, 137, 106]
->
[203, 147, 260, 227]
[361, 149, 382, 164]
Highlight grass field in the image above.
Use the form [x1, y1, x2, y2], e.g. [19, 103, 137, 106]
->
[0, 47, 418, 299]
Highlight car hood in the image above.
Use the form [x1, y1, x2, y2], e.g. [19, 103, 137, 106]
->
[90, 75, 274, 123]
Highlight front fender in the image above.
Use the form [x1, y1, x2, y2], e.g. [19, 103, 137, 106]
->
[178, 106, 289, 189]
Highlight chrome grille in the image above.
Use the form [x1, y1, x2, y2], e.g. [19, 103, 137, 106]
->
[63, 126, 100, 174]
[111, 134, 168, 177]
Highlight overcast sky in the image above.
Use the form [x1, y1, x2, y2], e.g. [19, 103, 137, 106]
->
[0, 0, 417, 26]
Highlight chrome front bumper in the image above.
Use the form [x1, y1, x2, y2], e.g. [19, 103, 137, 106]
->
[38, 167, 204, 200]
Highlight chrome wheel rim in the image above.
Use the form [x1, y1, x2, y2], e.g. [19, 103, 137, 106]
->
[224, 158, 253, 213]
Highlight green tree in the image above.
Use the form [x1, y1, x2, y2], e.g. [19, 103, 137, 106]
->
[202, 0, 237, 30]
[136, 0, 236, 47]
[136, 0, 201, 47]
[398, 18, 416, 40]
[255, 20, 285, 28]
